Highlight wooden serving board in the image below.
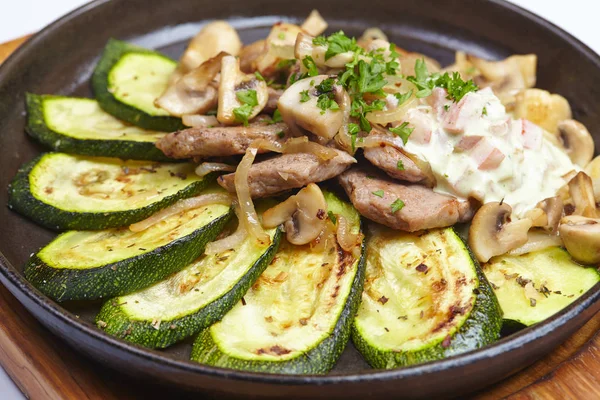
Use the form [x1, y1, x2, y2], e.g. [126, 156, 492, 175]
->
[2, 36, 600, 400]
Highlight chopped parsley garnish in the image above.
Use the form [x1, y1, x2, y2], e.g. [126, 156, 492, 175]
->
[372, 190, 385, 198]
[236, 89, 258, 107]
[394, 90, 413, 106]
[266, 109, 283, 125]
[277, 59, 297, 69]
[314, 78, 339, 114]
[233, 89, 259, 125]
[233, 104, 254, 126]
[313, 31, 360, 60]
[388, 122, 414, 145]
[406, 59, 478, 101]
[327, 211, 337, 224]
[254, 71, 265, 81]
[391, 198, 405, 213]
[302, 56, 319, 77]
[276, 131, 285, 138]
[308, 31, 405, 133]
[299, 90, 311, 103]
[397, 159, 404, 170]
[482, 106, 488, 116]
[278, 32, 286, 40]
[444, 104, 450, 111]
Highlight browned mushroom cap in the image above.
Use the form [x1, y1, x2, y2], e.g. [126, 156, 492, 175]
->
[262, 183, 328, 245]
[468, 202, 533, 263]
[512, 89, 572, 134]
[557, 120, 595, 167]
[559, 216, 600, 264]
[155, 52, 225, 117]
[568, 171, 599, 218]
[171, 21, 242, 84]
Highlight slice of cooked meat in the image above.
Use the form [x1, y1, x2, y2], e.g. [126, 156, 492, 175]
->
[338, 167, 471, 231]
[218, 150, 356, 198]
[156, 121, 290, 159]
[364, 144, 433, 186]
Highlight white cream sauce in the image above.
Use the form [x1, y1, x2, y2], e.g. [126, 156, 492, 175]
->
[403, 87, 577, 216]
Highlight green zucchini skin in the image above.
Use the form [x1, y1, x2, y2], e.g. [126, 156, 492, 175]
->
[351, 230, 503, 368]
[24, 210, 232, 302]
[95, 228, 284, 349]
[92, 39, 184, 132]
[25, 94, 171, 161]
[190, 235, 367, 374]
[7, 153, 217, 231]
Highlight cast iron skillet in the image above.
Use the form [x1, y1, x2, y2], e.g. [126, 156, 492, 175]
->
[1, 0, 599, 398]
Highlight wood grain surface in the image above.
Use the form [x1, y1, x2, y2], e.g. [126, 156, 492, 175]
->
[1, 37, 600, 400]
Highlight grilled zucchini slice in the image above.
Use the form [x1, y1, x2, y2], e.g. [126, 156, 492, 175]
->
[24, 187, 232, 302]
[92, 39, 183, 132]
[483, 247, 600, 327]
[95, 202, 283, 349]
[8, 153, 214, 230]
[25, 94, 169, 161]
[190, 191, 366, 374]
[352, 227, 502, 368]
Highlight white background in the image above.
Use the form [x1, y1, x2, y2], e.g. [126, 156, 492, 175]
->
[0, 0, 598, 398]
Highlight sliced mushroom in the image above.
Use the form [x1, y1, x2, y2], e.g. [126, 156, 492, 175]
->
[277, 75, 344, 140]
[557, 120, 595, 167]
[468, 202, 533, 262]
[171, 21, 242, 83]
[568, 171, 599, 218]
[255, 23, 304, 77]
[358, 28, 389, 48]
[300, 9, 328, 36]
[526, 196, 563, 233]
[239, 40, 266, 73]
[217, 55, 269, 125]
[262, 183, 328, 245]
[584, 156, 600, 202]
[155, 52, 225, 117]
[466, 54, 537, 104]
[512, 89, 572, 134]
[559, 216, 600, 264]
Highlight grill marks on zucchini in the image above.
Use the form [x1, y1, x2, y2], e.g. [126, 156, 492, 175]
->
[352, 227, 502, 368]
[92, 39, 184, 132]
[25, 94, 169, 161]
[190, 191, 366, 374]
[95, 217, 283, 349]
[8, 153, 215, 230]
[483, 247, 600, 327]
[24, 196, 232, 301]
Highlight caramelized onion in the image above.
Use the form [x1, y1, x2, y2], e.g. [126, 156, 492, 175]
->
[195, 162, 236, 177]
[182, 114, 219, 128]
[205, 205, 248, 255]
[366, 78, 417, 125]
[508, 229, 563, 256]
[235, 146, 271, 245]
[335, 89, 354, 153]
[129, 193, 233, 232]
[336, 215, 362, 253]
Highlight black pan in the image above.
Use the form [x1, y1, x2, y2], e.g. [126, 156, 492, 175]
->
[1, 0, 599, 398]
